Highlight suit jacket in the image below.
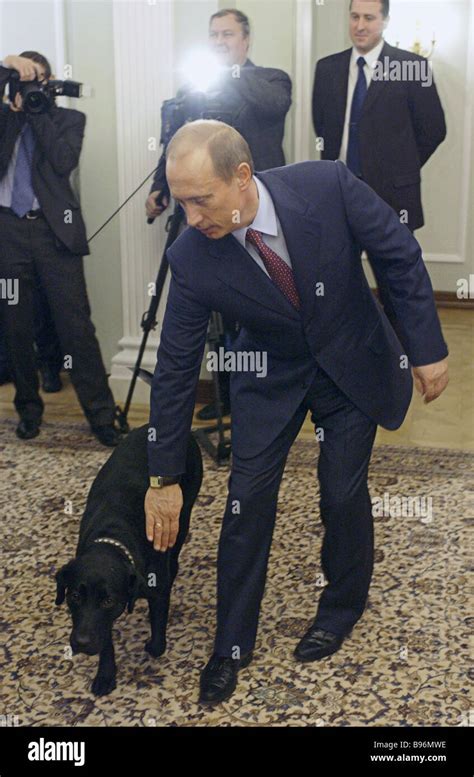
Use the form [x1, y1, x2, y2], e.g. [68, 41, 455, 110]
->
[312, 41, 447, 231]
[150, 58, 292, 193]
[148, 160, 448, 476]
[0, 64, 89, 256]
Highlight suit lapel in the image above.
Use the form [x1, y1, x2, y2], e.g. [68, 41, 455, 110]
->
[333, 49, 352, 145]
[210, 170, 322, 323]
[260, 172, 323, 323]
[212, 233, 301, 320]
[0, 111, 24, 178]
[362, 41, 390, 116]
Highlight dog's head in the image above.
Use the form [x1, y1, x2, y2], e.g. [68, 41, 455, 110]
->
[55, 550, 147, 655]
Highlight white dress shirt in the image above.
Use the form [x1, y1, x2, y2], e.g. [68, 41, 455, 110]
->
[339, 38, 385, 165]
[231, 175, 292, 277]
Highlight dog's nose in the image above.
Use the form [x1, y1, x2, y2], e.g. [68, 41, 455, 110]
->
[73, 634, 91, 650]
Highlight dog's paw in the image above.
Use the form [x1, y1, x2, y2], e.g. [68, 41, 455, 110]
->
[91, 673, 117, 697]
[144, 638, 166, 658]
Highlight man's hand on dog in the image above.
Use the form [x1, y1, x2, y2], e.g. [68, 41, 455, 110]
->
[145, 485, 183, 552]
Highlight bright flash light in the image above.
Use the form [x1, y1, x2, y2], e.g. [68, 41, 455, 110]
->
[179, 47, 224, 93]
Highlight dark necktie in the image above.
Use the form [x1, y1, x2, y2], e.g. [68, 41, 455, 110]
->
[346, 56, 367, 177]
[246, 228, 301, 311]
[11, 123, 36, 217]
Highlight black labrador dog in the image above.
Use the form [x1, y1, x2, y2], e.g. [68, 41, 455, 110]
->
[55, 424, 203, 696]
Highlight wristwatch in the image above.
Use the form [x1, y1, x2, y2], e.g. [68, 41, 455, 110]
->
[149, 475, 181, 488]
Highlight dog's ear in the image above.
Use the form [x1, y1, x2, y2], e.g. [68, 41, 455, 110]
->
[127, 572, 147, 614]
[55, 560, 75, 605]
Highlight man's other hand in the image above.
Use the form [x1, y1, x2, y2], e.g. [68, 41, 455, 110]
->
[146, 190, 169, 219]
[412, 357, 449, 403]
[10, 92, 23, 112]
[145, 484, 182, 552]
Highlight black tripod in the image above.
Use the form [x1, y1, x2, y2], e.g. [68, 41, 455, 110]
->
[115, 196, 232, 465]
[192, 311, 231, 463]
[114, 194, 183, 434]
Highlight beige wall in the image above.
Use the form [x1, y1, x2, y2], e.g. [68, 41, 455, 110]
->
[174, 0, 218, 65]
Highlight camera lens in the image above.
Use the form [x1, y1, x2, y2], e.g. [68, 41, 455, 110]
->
[24, 89, 48, 114]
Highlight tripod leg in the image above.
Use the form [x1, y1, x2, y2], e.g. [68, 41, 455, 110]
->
[119, 204, 185, 426]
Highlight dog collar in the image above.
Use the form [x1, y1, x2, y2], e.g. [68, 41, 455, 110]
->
[93, 537, 136, 569]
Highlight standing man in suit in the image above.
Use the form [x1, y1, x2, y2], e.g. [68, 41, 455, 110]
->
[144, 120, 449, 705]
[0, 53, 119, 445]
[146, 8, 292, 420]
[312, 0, 446, 326]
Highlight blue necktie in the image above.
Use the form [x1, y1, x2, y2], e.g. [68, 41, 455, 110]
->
[346, 56, 367, 177]
[11, 123, 36, 217]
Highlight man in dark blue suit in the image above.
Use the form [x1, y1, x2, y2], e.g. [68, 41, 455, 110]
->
[145, 120, 449, 705]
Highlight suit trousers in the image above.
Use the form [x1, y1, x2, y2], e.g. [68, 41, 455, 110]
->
[0, 210, 115, 426]
[0, 278, 63, 378]
[32, 272, 63, 373]
[214, 363, 377, 657]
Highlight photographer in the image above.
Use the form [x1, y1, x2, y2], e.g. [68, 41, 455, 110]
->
[0, 52, 119, 445]
[145, 9, 292, 420]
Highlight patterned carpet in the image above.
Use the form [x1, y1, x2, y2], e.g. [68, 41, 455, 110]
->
[0, 418, 472, 727]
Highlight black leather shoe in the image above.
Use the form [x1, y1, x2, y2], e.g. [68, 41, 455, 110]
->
[16, 418, 41, 440]
[294, 626, 346, 662]
[196, 400, 231, 421]
[39, 365, 62, 393]
[91, 424, 121, 447]
[198, 652, 253, 706]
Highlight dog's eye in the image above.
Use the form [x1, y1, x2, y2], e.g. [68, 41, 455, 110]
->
[101, 597, 114, 608]
[69, 591, 81, 604]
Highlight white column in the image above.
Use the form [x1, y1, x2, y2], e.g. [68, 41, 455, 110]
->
[110, 0, 175, 402]
[293, 0, 313, 163]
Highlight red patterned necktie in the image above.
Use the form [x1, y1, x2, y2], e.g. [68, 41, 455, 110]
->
[246, 228, 301, 311]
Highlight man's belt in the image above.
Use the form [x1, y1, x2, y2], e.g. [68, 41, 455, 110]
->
[0, 206, 44, 219]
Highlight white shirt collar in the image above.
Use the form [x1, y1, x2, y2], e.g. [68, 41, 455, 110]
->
[351, 38, 385, 70]
[232, 176, 278, 247]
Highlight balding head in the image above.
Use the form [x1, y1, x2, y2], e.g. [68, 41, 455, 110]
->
[165, 120, 258, 239]
[166, 120, 254, 182]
